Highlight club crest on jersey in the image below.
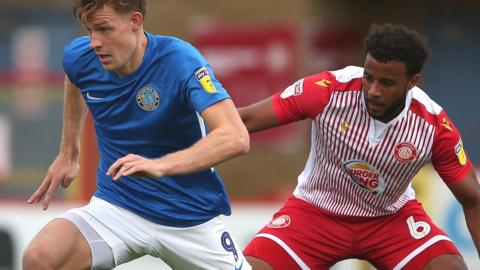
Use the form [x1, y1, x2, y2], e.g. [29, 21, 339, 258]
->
[455, 139, 467, 166]
[267, 215, 291, 228]
[343, 160, 385, 195]
[280, 79, 304, 99]
[136, 86, 160, 111]
[393, 142, 417, 163]
[195, 67, 217, 94]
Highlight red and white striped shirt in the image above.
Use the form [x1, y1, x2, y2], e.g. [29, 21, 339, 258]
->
[272, 66, 472, 217]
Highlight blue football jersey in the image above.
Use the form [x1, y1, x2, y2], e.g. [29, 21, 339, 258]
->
[63, 32, 232, 227]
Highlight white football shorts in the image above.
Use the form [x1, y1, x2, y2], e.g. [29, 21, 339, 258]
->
[61, 196, 251, 270]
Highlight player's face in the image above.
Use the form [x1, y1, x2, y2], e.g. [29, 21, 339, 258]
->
[84, 5, 144, 76]
[362, 53, 420, 123]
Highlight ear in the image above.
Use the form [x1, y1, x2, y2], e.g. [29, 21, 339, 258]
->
[408, 74, 421, 89]
[130, 12, 143, 31]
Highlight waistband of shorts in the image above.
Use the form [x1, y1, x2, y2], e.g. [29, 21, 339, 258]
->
[286, 195, 421, 222]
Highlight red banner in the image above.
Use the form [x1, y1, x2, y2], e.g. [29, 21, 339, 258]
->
[307, 26, 363, 72]
[192, 24, 300, 146]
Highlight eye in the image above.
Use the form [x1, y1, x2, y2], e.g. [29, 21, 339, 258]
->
[381, 80, 394, 87]
[363, 74, 373, 83]
[100, 27, 110, 33]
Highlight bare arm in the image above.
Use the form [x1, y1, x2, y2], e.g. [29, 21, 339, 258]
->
[28, 76, 88, 209]
[107, 98, 249, 179]
[237, 97, 282, 133]
[447, 168, 480, 257]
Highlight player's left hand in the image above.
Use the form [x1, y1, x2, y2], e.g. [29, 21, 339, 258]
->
[107, 154, 163, 181]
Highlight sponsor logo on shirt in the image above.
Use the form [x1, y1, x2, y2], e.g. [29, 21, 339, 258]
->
[280, 79, 304, 99]
[343, 160, 385, 195]
[339, 120, 351, 134]
[441, 117, 452, 131]
[393, 142, 417, 163]
[195, 67, 217, 94]
[136, 86, 160, 111]
[267, 215, 291, 228]
[455, 139, 467, 165]
[85, 92, 104, 100]
[314, 79, 331, 88]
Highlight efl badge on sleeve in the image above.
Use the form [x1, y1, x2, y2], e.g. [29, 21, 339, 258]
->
[195, 67, 217, 94]
[455, 139, 467, 166]
[280, 79, 304, 99]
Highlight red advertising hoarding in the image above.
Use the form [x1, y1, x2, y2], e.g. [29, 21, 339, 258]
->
[192, 24, 300, 147]
[307, 26, 363, 73]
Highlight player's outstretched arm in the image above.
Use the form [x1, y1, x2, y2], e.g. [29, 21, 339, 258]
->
[107, 98, 249, 180]
[237, 97, 281, 133]
[447, 168, 480, 257]
[27, 76, 88, 210]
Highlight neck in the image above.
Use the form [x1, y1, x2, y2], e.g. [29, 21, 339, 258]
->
[376, 102, 405, 123]
[115, 31, 148, 77]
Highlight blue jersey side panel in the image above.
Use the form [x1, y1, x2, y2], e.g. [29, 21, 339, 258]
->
[63, 33, 232, 227]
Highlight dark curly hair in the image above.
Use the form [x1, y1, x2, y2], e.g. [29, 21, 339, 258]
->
[365, 23, 429, 77]
[73, 0, 148, 22]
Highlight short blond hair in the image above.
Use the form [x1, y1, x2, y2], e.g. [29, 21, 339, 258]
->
[73, 0, 148, 22]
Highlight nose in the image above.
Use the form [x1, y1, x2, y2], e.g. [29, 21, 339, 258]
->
[366, 81, 382, 97]
[89, 32, 102, 50]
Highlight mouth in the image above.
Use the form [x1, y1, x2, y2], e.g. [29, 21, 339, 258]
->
[366, 100, 384, 112]
[97, 53, 113, 63]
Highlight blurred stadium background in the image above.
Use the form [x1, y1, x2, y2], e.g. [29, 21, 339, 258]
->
[0, 0, 479, 269]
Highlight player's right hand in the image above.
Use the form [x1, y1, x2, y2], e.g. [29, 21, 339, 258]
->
[27, 154, 79, 210]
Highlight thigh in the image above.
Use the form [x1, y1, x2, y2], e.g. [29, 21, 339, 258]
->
[360, 200, 462, 270]
[25, 218, 91, 270]
[152, 216, 251, 270]
[243, 197, 355, 270]
[423, 254, 467, 270]
[62, 211, 115, 270]
[68, 197, 154, 266]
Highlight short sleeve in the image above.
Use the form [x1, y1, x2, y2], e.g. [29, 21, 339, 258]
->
[62, 36, 90, 86]
[431, 110, 472, 184]
[176, 44, 230, 114]
[184, 64, 230, 114]
[272, 71, 335, 124]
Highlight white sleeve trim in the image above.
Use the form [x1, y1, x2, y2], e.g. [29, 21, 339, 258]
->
[411, 87, 443, 115]
[330, 66, 364, 83]
[196, 112, 215, 172]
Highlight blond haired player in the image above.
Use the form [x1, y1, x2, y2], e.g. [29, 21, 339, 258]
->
[23, 1, 251, 269]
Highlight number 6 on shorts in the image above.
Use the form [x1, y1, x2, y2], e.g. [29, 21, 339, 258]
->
[407, 216, 431, 239]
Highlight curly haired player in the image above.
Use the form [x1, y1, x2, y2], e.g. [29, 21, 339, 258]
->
[240, 23, 479, 270]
